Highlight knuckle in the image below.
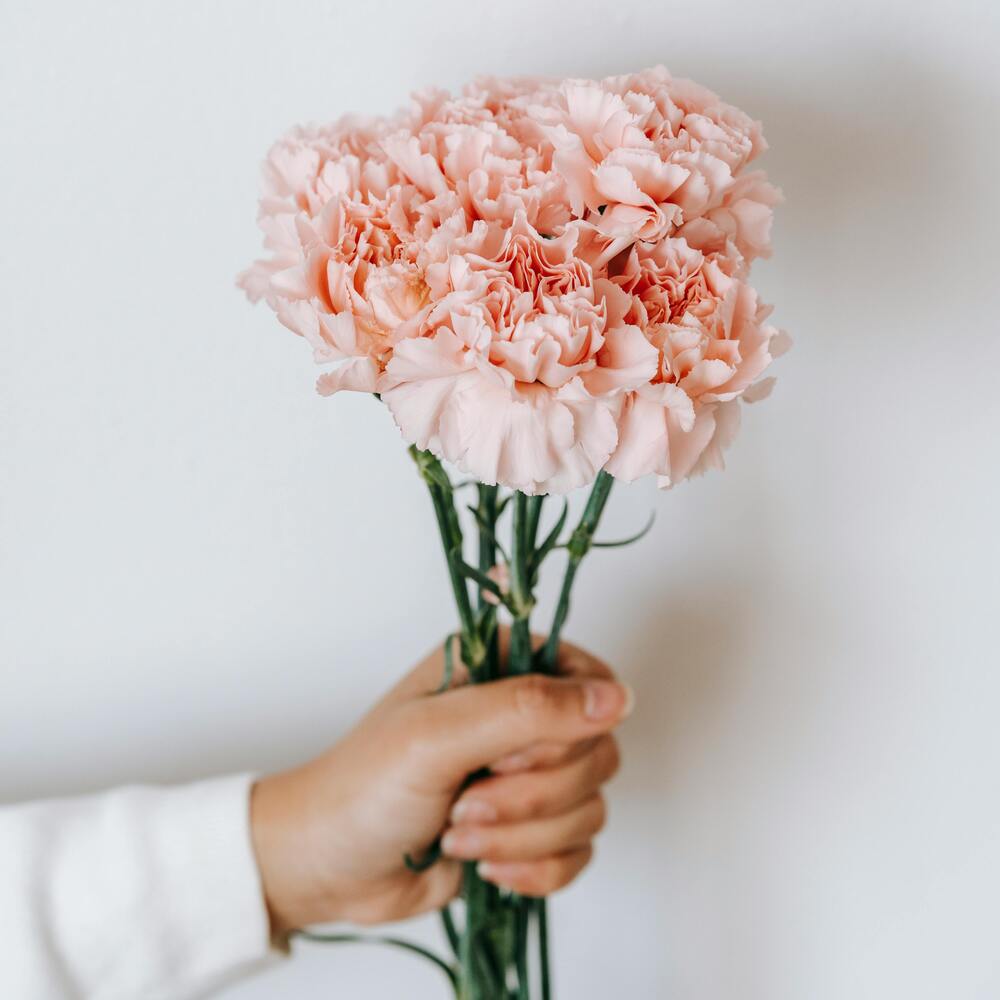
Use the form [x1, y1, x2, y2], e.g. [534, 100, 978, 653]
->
[534, 867, 561, 895]
[544, 866, 571, 894]
[474, 832, 500, 859]
[405, 738, 441, 780]
[392, 700, 424, 740]
[400, 706, 439, 763]
[600, 736, 622, 779]
[558, 642, 613, 680]
[566, 846, 594, 886]
[588, 656, 614, 681]
[520, 864, 553, 897]
[520, 785, 547, 818]
[545, 849, 591, 893]
[511, 675, 558, 724]
[555, 856, 583, 892]
[587, 795, 608, 834]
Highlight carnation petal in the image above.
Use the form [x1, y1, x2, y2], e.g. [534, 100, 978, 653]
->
[379, 330, 475, 449]
[382, 335, 616, 494]
[742, 376, 776, 403]
[605, 383, 694, 482]
[662, 404, 721, 487]
[316, 358, 380, 396]
[604, 390, 672, 482]
[679, 358, 736, 395]
[687, 399, 742, 479]
[770, 329, 794, 358]
[583, 324, 660, 395]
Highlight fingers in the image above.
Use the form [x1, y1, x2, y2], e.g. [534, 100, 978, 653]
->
[490, 737, 599, 775]
[451, 736, 620, 825]
[484, 642, 614, 773]
[478, 847, 593, 897]
[442, 794, 607, 863]
[385, 632, 614, 709]
[405, 674, 633, 786]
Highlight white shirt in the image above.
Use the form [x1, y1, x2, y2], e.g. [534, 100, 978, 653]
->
[0, 775, 279, 999]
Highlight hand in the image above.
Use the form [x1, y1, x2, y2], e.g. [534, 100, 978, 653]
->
[250, 635, 631, 935]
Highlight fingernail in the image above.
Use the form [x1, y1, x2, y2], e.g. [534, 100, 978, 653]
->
[622, 684, 635, 718]
[441, 829, 482, 859]
[584, 681, 633, 721]
[478, 861, 521, 884]
[451, 799, 498, 824]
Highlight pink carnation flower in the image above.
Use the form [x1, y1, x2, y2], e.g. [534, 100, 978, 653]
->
[240, 67, 786, 494]
[602, 237, 787, 485]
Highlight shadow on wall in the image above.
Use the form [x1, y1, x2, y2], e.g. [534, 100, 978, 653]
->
[570, 40, 995, 996]
[615, 581, 753, 794]
[599, 38, 986, 748]
[733, 46, 987, 289]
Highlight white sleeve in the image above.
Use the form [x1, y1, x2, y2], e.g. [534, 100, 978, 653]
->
[0, 774, 282, 1000]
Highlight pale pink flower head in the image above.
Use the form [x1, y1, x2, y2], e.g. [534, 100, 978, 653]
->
[603, 237, 788, 485]
[240, 67, 786, 493]
[379, 212, 658, 493]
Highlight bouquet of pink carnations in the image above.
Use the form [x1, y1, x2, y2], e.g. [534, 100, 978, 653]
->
[241, 65, 787, 999]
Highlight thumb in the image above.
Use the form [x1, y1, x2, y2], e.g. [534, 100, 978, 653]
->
[406, 674, 633, 787]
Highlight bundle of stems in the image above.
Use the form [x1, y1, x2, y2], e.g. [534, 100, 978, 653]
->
[301, 449, 648, 996]
[408, 446, 621, 1000]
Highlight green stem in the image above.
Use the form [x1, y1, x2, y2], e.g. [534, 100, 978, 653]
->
[410, 447, 484, 670]
[476, 484, 499, 580]
[475, 484, 501, 682]
[473, 483, 505, 985]
[537, 899, 551, 1000]
[459, 861, 509, 999]
[541, 471, 615, 674]
[509, 493, 534, 675]
[410, 451, 499, 997]
[525, 494, 545, 551]
[410, 455, 614, 998]
[515, 898, 531, 1000]
[460, 864, 483, 1000]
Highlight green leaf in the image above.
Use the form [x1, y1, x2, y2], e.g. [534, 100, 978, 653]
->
[454, 556, 503, 599]
[296, 929, 458, 991]
[591, 509, 656, 548]
[440, 905, 460, 957]
[466, 504, 511, 563]
[530, 498, 570, 582]
[437, 632, 459, 694]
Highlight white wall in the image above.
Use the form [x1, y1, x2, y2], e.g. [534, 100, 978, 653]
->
[3, 1, 999, 997]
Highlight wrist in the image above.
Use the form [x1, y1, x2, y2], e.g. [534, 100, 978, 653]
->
[250, 768, 326, 937]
